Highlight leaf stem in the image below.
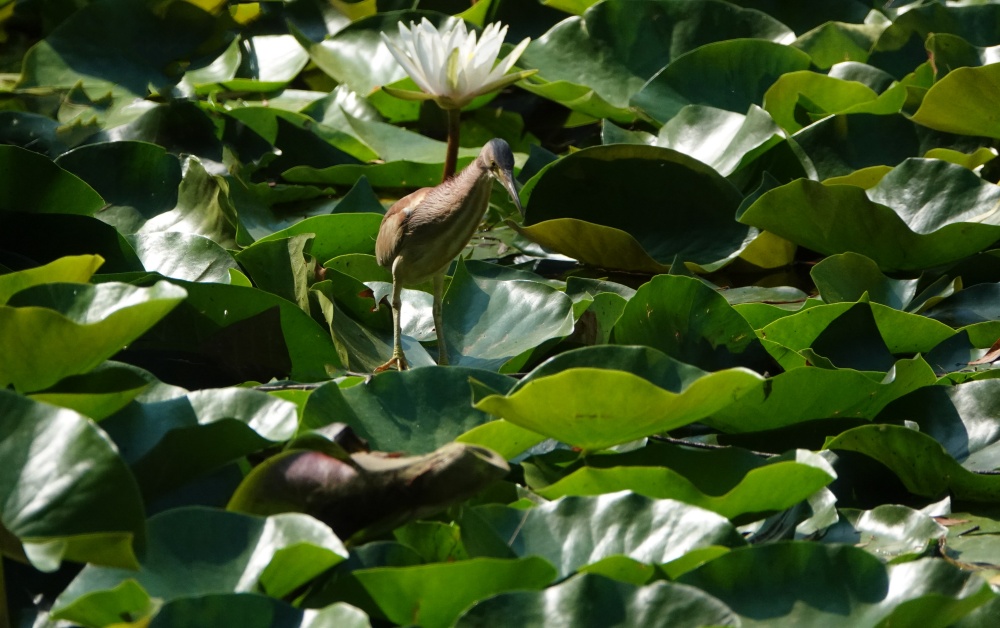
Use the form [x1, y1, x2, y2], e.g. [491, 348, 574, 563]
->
[442, 107, 461, 182]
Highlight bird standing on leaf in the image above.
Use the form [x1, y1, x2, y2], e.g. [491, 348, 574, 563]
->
[373, 18, 535, 372]
[374, 139, 521, 372]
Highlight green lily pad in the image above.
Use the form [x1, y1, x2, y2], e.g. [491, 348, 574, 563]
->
[16, 0, 233, 95]
[456, 573, 739, 627]
[792, 20, 884, 69]
[52, 508, 348, 627]
[127, 232, 237, 284]
[101, 387, 299, 498]
[827, 425, 1000, 502]
[811, 252, 919, 310]
[475, 367, 763, 451]
[870, 2, 1000, 78]
[851, 504, 948, 561]
[0, 390, 145, 572]
[534, 449, 835, 521]
[0, 145, 104, 216]
[120, 278, 342, 386]
[302, 367, 515, 454]
[878, 379, 1000, 468]
[28, 361, 152, 421]
[235, 234, 313, 311]
[1, 281, 187, 392]
[521, 0, 791, 117]
[351, 557, 556, 628]
[762, 71, 899, 134]
[460, 492, 745, 577]
[519, 145, 747, 273]
[911, 63, 1000, 139]
[252, 213, 383, 264]
[738, 175, 1000, 272]
[0, 254, 104, 305]
[653, 104, 785, 176]
[706, 357, 938, 433]
[133, 156, 238, 249]
[678, 544, 992, 627]
[148, 595, 371, 628]
[442, 261, 575, 370]
[613, 274, 773, 372]
[55, 141, 181, 233]
[0, 213, 143, 274]
[791, 113, 922, 179]
[632, 39, 810, 125]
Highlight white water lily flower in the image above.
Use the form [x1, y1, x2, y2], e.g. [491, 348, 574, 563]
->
[380, 18, 536, 109]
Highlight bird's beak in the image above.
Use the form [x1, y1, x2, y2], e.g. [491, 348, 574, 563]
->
[497, 167, 523, 219]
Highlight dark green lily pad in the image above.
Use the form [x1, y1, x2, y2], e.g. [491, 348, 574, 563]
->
[678, 544, 992, 627]
[456, 573, 738, 627]
[0, 145, 104, 216]
[613, 274, 773, 372]
[827, 425, 1000, 502]
[302, 367, 515, 454]
[519, 145, 747, 273]
[632, 39, 810, 125]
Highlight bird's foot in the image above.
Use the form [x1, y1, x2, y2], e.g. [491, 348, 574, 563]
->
[374, 353, 408, 373]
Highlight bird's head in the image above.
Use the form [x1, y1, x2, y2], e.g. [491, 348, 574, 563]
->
[480, 138, 522, 217]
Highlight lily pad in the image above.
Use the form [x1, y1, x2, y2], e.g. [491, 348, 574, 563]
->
[51, 508, 348, 627]
[456, 573, 738, 627]
[475, 366, 763, 451]
[519, 145, 748, 273]
[0, 390, 145, 572]
[678, 544, 992, 627]
[460, 492, 746, 577]
[0, 281, 187, 392]
[632, 39, 810, 125]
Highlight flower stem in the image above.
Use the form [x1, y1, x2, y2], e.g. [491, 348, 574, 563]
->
[442, 107, 461, 182]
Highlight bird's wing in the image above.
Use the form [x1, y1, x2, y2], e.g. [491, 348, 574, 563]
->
[375, 187, 433, 268]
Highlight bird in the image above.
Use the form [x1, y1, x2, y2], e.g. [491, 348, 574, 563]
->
[374, 138, 522, 372]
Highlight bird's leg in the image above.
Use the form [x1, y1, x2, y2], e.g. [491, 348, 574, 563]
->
[433, 271, 448, 365]
[374, 265, 408, 373]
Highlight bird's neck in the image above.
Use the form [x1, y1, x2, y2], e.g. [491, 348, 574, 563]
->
[449, 159, 490, 197]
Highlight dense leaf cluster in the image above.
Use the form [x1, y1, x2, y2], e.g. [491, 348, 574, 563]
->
[5, 0, 1000, 626]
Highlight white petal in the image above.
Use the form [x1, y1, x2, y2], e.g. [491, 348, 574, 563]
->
[495, 37, 530, 76]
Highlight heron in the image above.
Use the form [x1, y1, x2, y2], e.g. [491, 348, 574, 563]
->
[374, 138, 522, 372]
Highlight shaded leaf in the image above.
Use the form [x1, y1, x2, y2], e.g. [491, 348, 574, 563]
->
[101, 387, 299, 499]
[0, 145, 104, 216]
[632, 39, 810, 125]
[827, 425, 1000, 502]
[678, 544, 992, 627]
[456, 573, 738, 627]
